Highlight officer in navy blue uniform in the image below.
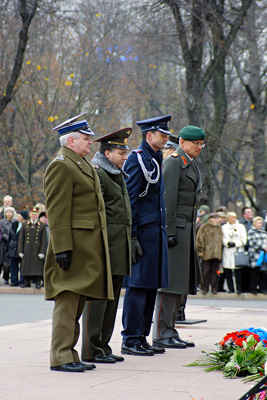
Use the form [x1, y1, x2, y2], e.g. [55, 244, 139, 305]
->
[121, 115, 171, 356]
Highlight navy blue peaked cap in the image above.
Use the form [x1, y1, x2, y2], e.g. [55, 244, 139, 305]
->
[136, 115, 172, 135]
[52, 112, 95, 136]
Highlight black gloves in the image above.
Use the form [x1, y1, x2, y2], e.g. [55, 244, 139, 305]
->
[227, 241, 236, 248]
[131, 237, 143, 264]
[55, 251, 72, 271]
[167, 236, 178, 247]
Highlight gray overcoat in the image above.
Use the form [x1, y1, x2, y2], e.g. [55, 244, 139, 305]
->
[158, 147, 202, 295]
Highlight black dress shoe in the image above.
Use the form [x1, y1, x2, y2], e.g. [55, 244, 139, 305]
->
[20, 283, 30, 288]
[174, 336, 195, 347]
[92, 355, 116, 363]
[121, 343, 154, 356]
[108, 353, 124, 362]
[35, 283, 41, 289]
[50, 362, 85, 372]
[153, 337, 187, 349]
[78, 361, 96, 370]
[141, 341, 165, 354]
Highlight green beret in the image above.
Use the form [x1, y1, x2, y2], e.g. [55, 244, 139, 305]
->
[179, 125, 205, 140]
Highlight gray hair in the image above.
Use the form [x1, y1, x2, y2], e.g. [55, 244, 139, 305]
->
[59, 131, 81, 146]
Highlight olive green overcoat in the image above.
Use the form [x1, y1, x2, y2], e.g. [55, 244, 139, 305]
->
[43, 146, 114, 301]
[158, 147, 202, 295]
[94, 165, 131, 276]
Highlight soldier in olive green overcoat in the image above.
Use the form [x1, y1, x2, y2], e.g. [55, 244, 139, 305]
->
[44, 114, 113, 373]
[81, 128, 132, 364]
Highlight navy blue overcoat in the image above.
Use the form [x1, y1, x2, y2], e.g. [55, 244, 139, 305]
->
[123, 140, 168, 289]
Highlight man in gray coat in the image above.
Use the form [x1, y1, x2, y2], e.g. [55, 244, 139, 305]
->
[153, 125, 205, 349]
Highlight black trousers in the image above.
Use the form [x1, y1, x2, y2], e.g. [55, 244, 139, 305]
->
[224, 268, 243, 292]
[201, 259, 220, 292]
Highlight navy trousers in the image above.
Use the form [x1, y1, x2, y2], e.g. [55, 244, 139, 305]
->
[121, 286, 157, 347]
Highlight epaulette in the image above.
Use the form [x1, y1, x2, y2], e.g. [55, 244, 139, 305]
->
[94, 164, 100, 170]
[171, 152, 179, 158]
[56, 154, 65, 161]
[132, 149, 142, 153]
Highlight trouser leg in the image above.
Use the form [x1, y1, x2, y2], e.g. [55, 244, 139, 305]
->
[81, 299, 107, 360]
[9, 257, 19, 285]
[50, 291, 86, 367]
[201, 260, 211, 292]
[249, 268, 258, 292]
[234, 268, 243, 293]
[102, 275, 124, 355]
[152, 292, 183, 340]
[224, 268, 234, 291]
[210, 259, 220, 292]
[121, 287, 148, 347]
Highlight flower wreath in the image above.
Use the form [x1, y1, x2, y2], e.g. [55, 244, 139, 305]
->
[187, 328, 267, 399]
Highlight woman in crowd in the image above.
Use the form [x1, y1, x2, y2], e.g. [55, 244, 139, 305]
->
[247, 216, 267, 294]
[0, 207, 16, 284]
[221, 212, 247, 294]
[8, 210, 28, 286]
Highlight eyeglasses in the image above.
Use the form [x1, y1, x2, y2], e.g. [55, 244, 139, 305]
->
[190, 141, 205, 148]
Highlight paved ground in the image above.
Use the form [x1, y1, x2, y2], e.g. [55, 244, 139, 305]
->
[1, 280, 267, 400]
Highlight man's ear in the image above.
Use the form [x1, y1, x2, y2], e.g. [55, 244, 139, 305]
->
[67, 136, 75, 148]
[105, 150, 111, 159]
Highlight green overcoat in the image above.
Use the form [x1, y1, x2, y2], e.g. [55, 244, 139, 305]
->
[92, 152, 131, 275]
[43, 146, 114, 301]
[159, 147, 202, 295]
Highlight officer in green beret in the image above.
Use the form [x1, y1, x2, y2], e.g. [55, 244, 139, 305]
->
[44, 113, 114, 372]
[153, 125, 205, 349]
[81, 128, 132, 364]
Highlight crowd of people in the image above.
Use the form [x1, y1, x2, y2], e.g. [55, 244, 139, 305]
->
[0, 196, 48, 288]
[196, 206, 267, 295]
[0, 112, 266, 374]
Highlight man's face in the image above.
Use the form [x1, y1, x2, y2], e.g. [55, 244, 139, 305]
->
[180, 138, 204, 158]
[30, 212, 38, 221]
[71, 133, 93, 157]
[4, 197, 12, 207]
[243, 208, 253, 221]
[106, 148, 128, 169]
[147, 130, 168, 152]
[163, 147, 175, 160]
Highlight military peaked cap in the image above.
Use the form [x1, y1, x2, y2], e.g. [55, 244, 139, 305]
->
[164, 135, 179, 149]
[136, 115, 172, 135]
[94, 127, 132, 150]
[52, 112, 95, 136]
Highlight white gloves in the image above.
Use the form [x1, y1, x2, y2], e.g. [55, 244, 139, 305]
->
[38, 253, 45, 260]
[19, 253, 24, 258]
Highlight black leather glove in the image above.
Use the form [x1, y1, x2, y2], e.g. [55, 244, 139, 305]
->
[55, 251, 72, 271]
[131, 237, 143, 264]
[167, 236, 178, 247]
[227, 241, 236, 248]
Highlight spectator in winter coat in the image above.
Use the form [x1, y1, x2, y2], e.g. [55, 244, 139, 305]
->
[0, 207, 16, 284]
[221, 212, 247, 294]
[8, 210, 28, 286]
[247, 217, 267, 294]
[196, 213, 223, 294]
